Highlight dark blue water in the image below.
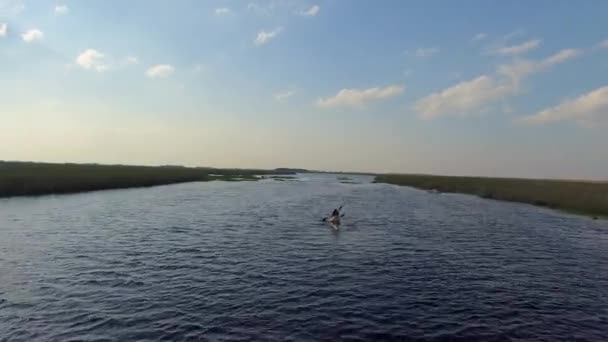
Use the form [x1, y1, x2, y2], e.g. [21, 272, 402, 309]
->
[1, 174, 608, 341]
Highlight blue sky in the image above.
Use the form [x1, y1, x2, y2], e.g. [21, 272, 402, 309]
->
[1, 0, 607, 178]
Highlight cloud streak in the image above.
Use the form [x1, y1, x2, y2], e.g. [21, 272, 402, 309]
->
[254, 27, 282, 46]
[503, 29, 525, 41]
[247, 2, 276, 15]
[55, 4, 68, 15]
[414, 76, 513, 120]
[521, 86, 608, 125]
[0, 23, 7, 37]
[414, 49, 582, 119]
[274, 90, 295, 101]
[491, 39, 541, 56]
[215, 7, 231, 15]
[414, 47, 439, 57]
[300, 5, 320, 16]
[541, 49, 581, 67]
[316, 85, 404, 108]
[146, 64, 175, 78]
[471, 33, 487, 42]
[498, 49, 582, 83]
[0, 0, 25, 17]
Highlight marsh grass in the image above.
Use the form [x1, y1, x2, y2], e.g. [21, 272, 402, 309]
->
[375, 174, 608, 218]
[0, 161, 278, 197]
[208, 174, 259, 182]
[259, 175, 297, 181]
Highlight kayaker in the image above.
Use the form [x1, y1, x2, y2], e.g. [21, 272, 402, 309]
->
[322, 206, 343, 223]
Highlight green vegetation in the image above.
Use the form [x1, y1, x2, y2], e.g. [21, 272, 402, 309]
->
[337, 176, 357, 184]
[375, 174, 608, 218]
[313, 170, 376, 176]
[266, 175, 297, 181]
[0, 161, 284, 198]
[208, 174, 259, 182]
[273, 168, 308, 174]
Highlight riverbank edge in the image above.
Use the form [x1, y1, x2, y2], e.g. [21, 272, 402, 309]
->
[0, 161, 292, 198]
[374, 174, 608, 219]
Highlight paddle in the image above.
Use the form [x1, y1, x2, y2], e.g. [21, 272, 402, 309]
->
[322, 205, 345, 221]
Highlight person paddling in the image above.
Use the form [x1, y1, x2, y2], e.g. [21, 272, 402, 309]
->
[323, 205, 343, 224]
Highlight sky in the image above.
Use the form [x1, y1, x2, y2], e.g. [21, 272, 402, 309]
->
[1, 0, 608, 179]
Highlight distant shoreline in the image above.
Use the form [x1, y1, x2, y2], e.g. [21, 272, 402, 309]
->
[0, 161, 292, 198]
[4, 161, 606, 220]
[374, 174, 608, 219]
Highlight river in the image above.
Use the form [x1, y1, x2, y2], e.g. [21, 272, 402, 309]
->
[1, 174, 607, 341]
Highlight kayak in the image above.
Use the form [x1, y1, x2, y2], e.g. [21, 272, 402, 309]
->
[322, 207, 343, 230]
[327, 216, 340, 225]
[324, 215, 340, 230]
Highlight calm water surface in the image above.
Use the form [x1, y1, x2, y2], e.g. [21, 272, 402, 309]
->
[1, 174, 607, 341]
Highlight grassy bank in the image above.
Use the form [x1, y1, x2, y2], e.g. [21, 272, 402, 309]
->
[375, 174, 608, 218]
[0, 161, 284, 198]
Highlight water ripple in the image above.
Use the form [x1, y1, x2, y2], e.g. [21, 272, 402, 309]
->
[1, 174, 608, 341]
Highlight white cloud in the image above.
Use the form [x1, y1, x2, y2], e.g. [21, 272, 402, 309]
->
[125, 56, 138, 65]
[274, 90, 295, 101]
[503, 29, 525, 41]
[254, 27, 282, 46]
[75, 49, 108, 72]
[414, 47, 439, 57]
[521, 86, 608, 125]
[248, 2, 316, 17]
[0, 0, 25, 17]
[491, 39, 540, 56]
[55, 4, 68, 15]
[414, 75, 513, 119]
[316, 85, 404, 108]
[496, 59, 538, 83]
[247, 3, 273, 15]
[414, 48, 582, 119]
[215, 7, 231, 15]
[21, 28, 43, 42]
[300, 5, 320, 16]
[193, 64, 206, 73]
[0, 23, 7, 37]
[540, 49, 581, 67]
[146, 64, 175, 78]
[472, 33, 487, 42]
[498, 49, 582, 82]
[597, 39, 608, 49]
